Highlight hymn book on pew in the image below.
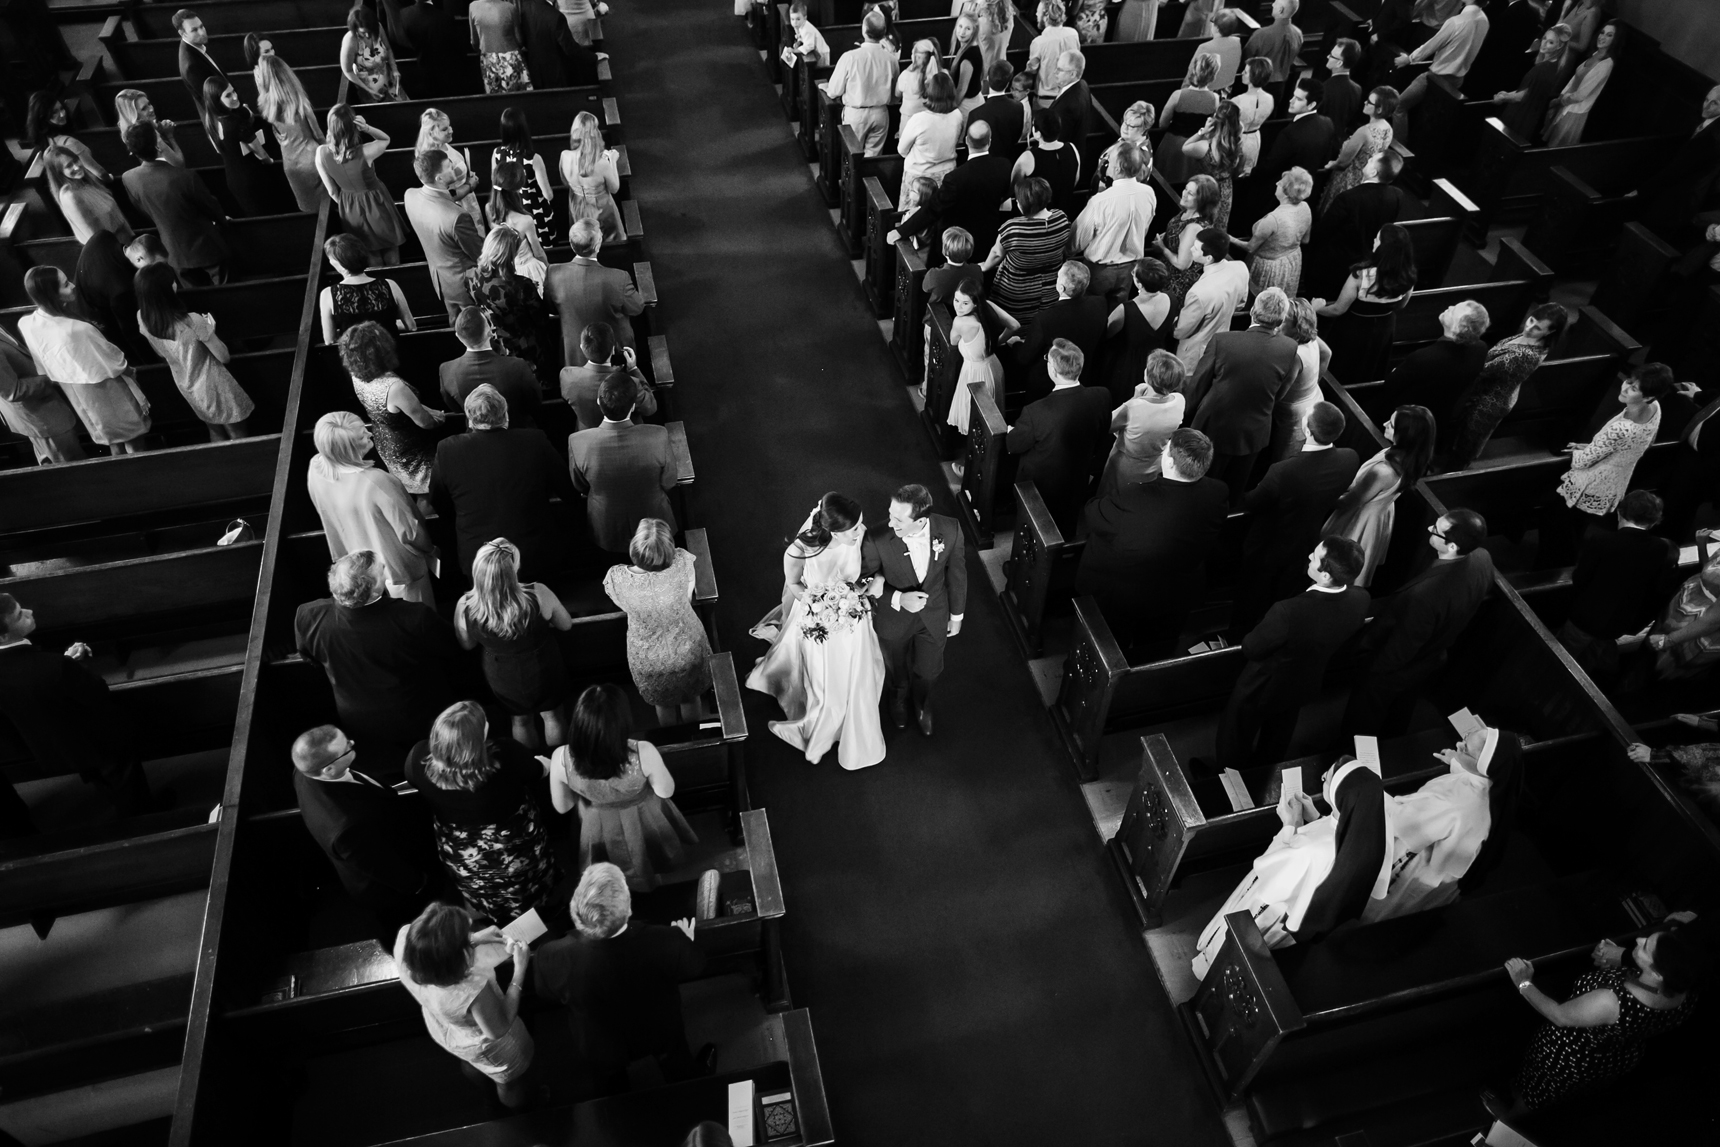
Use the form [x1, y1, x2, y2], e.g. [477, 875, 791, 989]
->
[728, 1079, 756, 1146]
[1219, 769, 1254, 812]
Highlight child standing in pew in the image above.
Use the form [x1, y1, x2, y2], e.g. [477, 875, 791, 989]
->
[134, 264, 254, 440]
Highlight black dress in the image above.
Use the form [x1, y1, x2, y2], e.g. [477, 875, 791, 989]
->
[330, 279, 399, 340]
[952, 44, 984, 101]
[1515, 969, 1696, 1108]
[471, 605, 572, 716]
[1099, 295, 1179, 405]
[1027, 142, 1082, 218]
[215, 105, 283, 216]
[1324, 291, 1411, 385]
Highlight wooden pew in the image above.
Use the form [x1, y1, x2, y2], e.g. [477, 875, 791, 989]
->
[1401, 178, 1479, 289]
[837, 125, 902, 258]
[1421, 443, 1678, 544]
[354, 87, 614, 152]
[1458, 118, 1684, 238]
[1522, 164, 1648, 275]
[0, 815, 220, 928]
[1589, 222, 1682, 342]
[103, 20, 352, 81]
[862, 171, 903, 315]
[1076, 38, 1206, 85]
[126, 0, 407, 39]
[954, 383, 1010, 549]
[90, 62, 342, 127]
[888, 236, 930, 382]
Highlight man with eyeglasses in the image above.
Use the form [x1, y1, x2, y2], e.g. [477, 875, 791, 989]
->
[1318, 37, 1364, 139]
[1341, 507, 1495, 735]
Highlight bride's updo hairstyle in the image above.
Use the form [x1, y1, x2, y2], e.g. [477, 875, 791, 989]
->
[797, 492, 864, 554]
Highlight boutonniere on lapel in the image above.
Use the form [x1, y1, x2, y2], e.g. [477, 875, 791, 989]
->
[931, 537, 946, 562]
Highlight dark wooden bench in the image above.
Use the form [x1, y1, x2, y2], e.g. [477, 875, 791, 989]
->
[1590, 222, 1682, 343]
[1421, 442, 1678, 542]
[103, 20, 352, 81]
[862, 170, 902, 316]
[1076, 37, 1207, 85]
[354, 87, 616, 152]
[837, 124, 901, 257]
[1458, 119, 1684, 239]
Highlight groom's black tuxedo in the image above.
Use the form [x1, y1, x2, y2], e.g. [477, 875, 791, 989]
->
[861, 514, 967, 705]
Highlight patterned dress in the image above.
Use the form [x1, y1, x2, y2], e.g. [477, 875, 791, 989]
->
[991, 210, 1072, 322]
[556, 743, 698, 891]
[1248, 202, 1311, 298]
[1321, 119, 1393, 214]
[603, 550, 714, 706]
[1515, 969, 1695, 1108]
[1558, 407, 1661, 517]
[493, 142, 555, 239]
[1156, 211, 1208, 309]
[352, 372, 437, 493]
[330, 279, 398, 340]
[406, 739, 560, 925]
[1443, 338, 1552, 470]
[465, 266, 556, 382]
[350, 33, 405, 101]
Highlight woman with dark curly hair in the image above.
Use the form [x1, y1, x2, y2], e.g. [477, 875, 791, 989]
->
[1441, 303, 1571, 471]
[338, 321, 446, 494]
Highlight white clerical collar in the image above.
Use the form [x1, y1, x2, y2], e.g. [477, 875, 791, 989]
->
[1301, 440, 1332, 452]
[1050, 378, 1080, 390]
[1308, 582, 1345, 593]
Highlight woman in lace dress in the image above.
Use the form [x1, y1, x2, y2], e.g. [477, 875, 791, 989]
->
[604, 518, 714, 725]
[1241, 166, 1312, 298]
[1322, 404, 1435, 588]
[1321, 86, 1398, 214]
[1442, 303, 1570, 471]
[746, 493, 888, 771]
[1543, 364, 1666, 564]
[339, 321, 446, 495]
[548, 684, 699, 891]
[318, 233, 416, 344]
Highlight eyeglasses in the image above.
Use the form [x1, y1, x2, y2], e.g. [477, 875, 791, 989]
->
[1427, 523, 1448, 540]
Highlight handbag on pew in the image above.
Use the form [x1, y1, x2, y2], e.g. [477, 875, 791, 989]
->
[216, 519, 255, 546]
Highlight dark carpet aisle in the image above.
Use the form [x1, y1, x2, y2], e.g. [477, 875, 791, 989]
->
[603, 7, 1228, 1144]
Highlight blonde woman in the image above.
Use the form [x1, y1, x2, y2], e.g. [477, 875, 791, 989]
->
[44, 147, 129, 244]
[976, 0, 1012, 70]
[1241, 166, 1312, 297]
[306, 411, 435, 604]
[113, 89, 183, 167]
[316, 105, 408, 265]
[1156, 52, 1221, 186]
[560, 111, 623, 244]
[465, 228, 554, 373]
[417, 109, 487, 234]
[455, 538, 576, 749]
[256, 55, 327, 213]
[948, 13, 985, 115]
[603, 519, 714, 725]
[1028, 0, 1079, 106]
[897, 38, 944, 120]
[1093, 99, 1153, 193]
[486, 161, 549, 267]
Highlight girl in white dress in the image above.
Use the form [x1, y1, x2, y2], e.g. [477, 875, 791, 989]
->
[747, 494, 888, 771]
[945, 278, 1016, 434]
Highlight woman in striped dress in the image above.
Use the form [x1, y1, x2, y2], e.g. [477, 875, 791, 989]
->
[980, 177, 1071, 322]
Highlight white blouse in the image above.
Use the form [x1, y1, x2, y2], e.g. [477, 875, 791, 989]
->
[18, 310, 128, 385]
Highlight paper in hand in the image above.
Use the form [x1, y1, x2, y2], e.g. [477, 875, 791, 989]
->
[1448, 708, 1485, 738]
[1353, 735, 1382, 773]
[501, 907, 548, 946]
[780, 45, 797, 67]
[1281, 765, 1303, 798]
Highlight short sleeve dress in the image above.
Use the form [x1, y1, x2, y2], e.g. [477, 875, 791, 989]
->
[330, 278, 399, 340]
[991, 209, 1073, 322]
[393, 931, 534, 1082]
[603, 550, 715, 707]
[555, 741, 699, 891]
[1514, 969, 1695, 1108]
[1248, 201, 1312, 298]
[138, 313, 257, 427]
[465, 595, 573, 716]
[352, 372, 437, 493]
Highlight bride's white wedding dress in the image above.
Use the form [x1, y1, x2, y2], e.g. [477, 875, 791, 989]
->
[746, 537, 887, 770]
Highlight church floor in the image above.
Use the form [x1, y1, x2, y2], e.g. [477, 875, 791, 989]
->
[603, 6, 1229, 1144]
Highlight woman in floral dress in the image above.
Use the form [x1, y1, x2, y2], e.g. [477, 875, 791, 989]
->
[1242, 167, 1313, 298]
[341, 5, 406, 102]
[1321, 86, 1398, 214]
[603, 518, 714, 725]
[466, 227, 557, 382]
[1442, 304, 1570, 471]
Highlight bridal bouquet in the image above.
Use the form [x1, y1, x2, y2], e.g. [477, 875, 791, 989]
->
[799, 582, 872, 645]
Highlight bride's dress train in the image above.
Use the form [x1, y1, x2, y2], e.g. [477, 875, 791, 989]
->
[746, 538, 887, 770]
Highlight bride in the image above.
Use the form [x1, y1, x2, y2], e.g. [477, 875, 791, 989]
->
[746, 493, 887, 770]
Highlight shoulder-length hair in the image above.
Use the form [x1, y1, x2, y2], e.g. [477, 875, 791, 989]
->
[478, 224, 524, 278]
[1358, 222, 1418, 298]
[1385, 404, 1435, 487]
[924, 71, 959, 115]
[568, 684, 635, 781]
[256, 56, 323, 144]
[1187, 173, 1221, 221]
[134, 262, 190, 341]
[569, 111, 604, 178]
[337, 320, 399, 382]
[468, 539, 537, 640]
[112, 89, 152, 135]
[326, 103, 363, 161]
[399, 902, 475, 987]
[313, 410, 371, 469]
[23, 266, 74, 318]
[423, 700, 498, 792]
[415, 107, 452, 156]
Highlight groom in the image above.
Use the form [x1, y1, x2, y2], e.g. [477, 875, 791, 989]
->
[862, 483, 967, 736]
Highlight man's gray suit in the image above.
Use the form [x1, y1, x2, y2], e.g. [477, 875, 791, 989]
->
[567, 420, 676, 553]
[544, 258, 644, 367]
[403, 185, 481, 320]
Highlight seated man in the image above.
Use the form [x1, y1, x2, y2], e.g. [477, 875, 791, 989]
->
[560, 321, 657, 432]
[1012, 261, 1109, 403]
[291, 724, 437, 941]
[1558, 490, 1678, 686]
[294, 551, 464, 776]
[439, 306, 541, 429]
[1381, 299, 1489, 437]
[531, 862, 714, 1097]
[568, 373, 677, 556]
[0, 594, 156, 838]
[1076, 428, 1230, 662]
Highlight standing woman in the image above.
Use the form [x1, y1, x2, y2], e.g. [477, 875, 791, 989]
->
[1073, 0, 1108, 44]
[204, 78, 280, 217]
[43, 148, 129, 244]
[1117, 0, 1166, 41]
[1179, 0, 1218, 37]
[1314, 222, 1417, 384]
[318, 232, 416, 344]
[1093, 100, 1154, 194]
[470, 0, 533, 94]
[256, 55, 328, 214]
[948, 14, 986, 119]
[455, 539, 576, 750]
[417, 109, 488, 234]
[32, 91, 113, 178]
[1553, 0, 1602, 61]
[1322, 404, 1435, 588]
[1011, 110, 1082, 218]
[976, 0, 1014, 73]
[487, 162, 550, 266]
[1181, 100, 1245, 230]
[1544, 20, 1621, 147]
[394, 903, 536, 1110]
[339, 321, 447, 496]
[243, 33, 274, 68]
[112, 90, 183, 167]
[898, 39, 944, 122]
[1099, 258, 1179, 405]
[1320, 85, 1397, 214]
[1241, 167, 1313, 299]
[983, 178, 1072, 322]
[1442, 304, 1570, 471]
[468, 227, 557, 378]
[897, 74, 964, 212]
[560, 111, 624, 244]
[133, 263, 254, 440]
[1230, 57, 1276, 178]
[18, 267, 151, 454]
[943, 277, 1015, 432]
[559, 0, 608, 46]
[1156, 53, 1222, 187]
[547, 684, 700, 892]
[341, 4, 407, 103]
[1028, 1, 1080, 108]
[317, 105, 409, 266]
[602, 518, 715, 726]
[1271, 297, 1329, 460]
[1151, 174, 1222, 307]
[306, 411, 436, 604]
[1544, 365, 1667, 564]
[492, 109, 556, 241]
[406, 700, 561, 926]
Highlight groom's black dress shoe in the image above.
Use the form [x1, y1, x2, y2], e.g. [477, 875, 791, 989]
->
[917, 701, 933, 737]
[890, 691, 909, 729]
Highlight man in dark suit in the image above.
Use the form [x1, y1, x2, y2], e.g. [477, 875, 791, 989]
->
[545, 218, 646, 367]
[291, 724, 436, 941]
[439, 307, 541, 428]
[1557, 491, 1679, 685]
[1465, 0, 1543, 100]
[1077, 428, 1231, 661]
[1046, 50, 1092, 153]
[293, 552, 463, 777]
[173, 10, 228, 136]
[397, 0, 479, 98]
[1011, 262, 1108, 403]
[71, 230, 148, 359]
[119, 123, 228, 284]
[0, 594, 156, 838]
[1211, 535, 1371, 772]
[1306, 148, 1408, 297]
[1231, 402, 1362, 638]
[861, 483, 967, 735]
[1186, 287, 1302, 502]
[560, 321, 657, 431]
[1318, 38, 1365, 140]
[1005, 339, 1112, 534]
[966, 61, 1028, 161]
[1382, 299, 1490, 443]
[431, 384, 578, 580]
[1640, 86, 1720, 246]
[1661, 381, 1720, 543]
[532, 862, 714, 1097]
[519, 0, 600, 88]
[1240, 77, 1335, 230]
[893, 121, 1013, 262]
[1342, 507, 1497, 735]
[568, 374, 677, 556]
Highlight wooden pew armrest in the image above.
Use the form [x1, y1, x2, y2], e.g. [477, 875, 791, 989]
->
[598, 58, 612, 84]
[1548, 164, 1603, 203]
[710, 652, 747, 742]
[685, 527, 719, 604]
[615, 144, 631, 178]
[648, 334, 674, 385]
[1484, 115, 1531, 150]
[633, 261, 657, 306]
[1190, 910, 1306, 1103]
[603, 97, 620, 127]
[1428, 177, 1479, 219]
[622, 198, 644, 240]
[863, 174, 894, 213]
[667, 420, 694, 484]
[782, 1009, 836, 1147]
[740, 809, 784, 919]
[1572, 304, 1641, 362]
